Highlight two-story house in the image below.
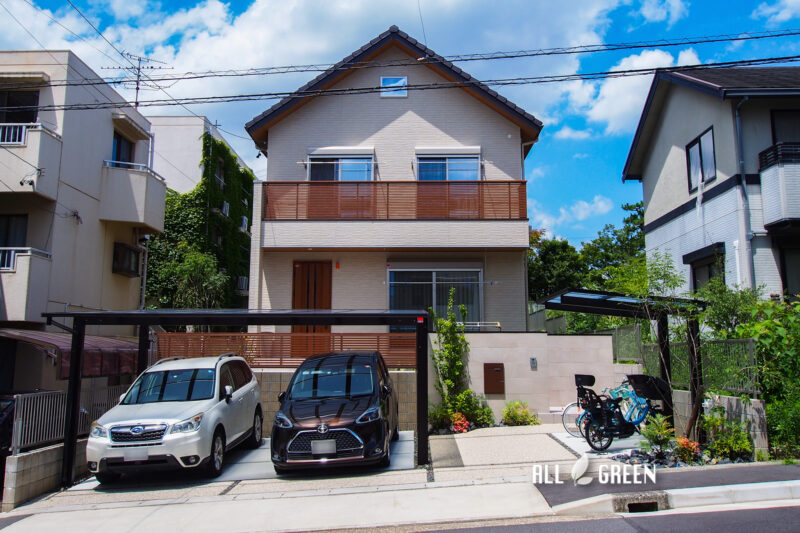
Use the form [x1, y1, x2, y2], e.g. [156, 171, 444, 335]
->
[148, 115, 255, 306]
[244, 26, 541, 337]
[0, 51, 165, 391]
[623, 67, 800, 297]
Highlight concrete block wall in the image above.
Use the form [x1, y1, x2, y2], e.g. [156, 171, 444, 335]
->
[673, 390, 768, 453]
[254, 370, 417, 435]
[2, 439, 88, 512]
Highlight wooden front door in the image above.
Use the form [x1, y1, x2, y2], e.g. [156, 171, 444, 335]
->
[291, 261, 332, 356]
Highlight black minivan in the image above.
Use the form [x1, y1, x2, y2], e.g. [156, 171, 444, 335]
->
[270, 351, 398, 473]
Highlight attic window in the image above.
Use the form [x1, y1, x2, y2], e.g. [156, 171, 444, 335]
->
[380, 76, 407, 98]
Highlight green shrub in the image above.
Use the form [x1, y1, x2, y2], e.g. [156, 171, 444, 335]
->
[501, 401, 540, 426]
[429, 402, 452, 431]
[766, 389, 800, 449]
[755, 449, 769, 462]
[450, 389, 494, 427]
[639, 414, 675, 459]
[701, 406, 753, 461]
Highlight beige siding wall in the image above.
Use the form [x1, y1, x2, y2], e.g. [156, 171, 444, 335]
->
[254, 250, 527, 332]
[266, 47, 523, 181]
[641, 85, 737, 224]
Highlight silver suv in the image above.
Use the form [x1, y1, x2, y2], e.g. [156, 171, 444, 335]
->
[87, 354, 262, 483]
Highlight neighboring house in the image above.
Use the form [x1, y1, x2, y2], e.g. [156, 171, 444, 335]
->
[623, 67, 800, 297]
[147, 116, 255, 308]
[245, 26, 541, 333]
[0, 51, 165, 391]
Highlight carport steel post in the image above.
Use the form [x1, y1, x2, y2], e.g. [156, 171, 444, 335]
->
[43, 309, 430, 488]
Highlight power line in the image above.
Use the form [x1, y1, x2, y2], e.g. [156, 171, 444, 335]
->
[4, 53, 799, 113]
[3, 27, 800, 91]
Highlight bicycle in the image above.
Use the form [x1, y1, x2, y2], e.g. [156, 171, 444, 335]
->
[561, 379, 637, 438]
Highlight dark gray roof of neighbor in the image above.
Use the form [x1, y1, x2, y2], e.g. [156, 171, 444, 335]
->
[245, 25, 542, 146]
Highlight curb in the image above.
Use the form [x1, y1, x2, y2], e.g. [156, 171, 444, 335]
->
[551, 479, 800, 515]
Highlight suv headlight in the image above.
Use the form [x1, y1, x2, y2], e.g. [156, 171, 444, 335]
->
[171, 413, 204, 433]
[356, 406, 381, 424]
[89, 421, 107, 439]
[274, 411, 293, 429]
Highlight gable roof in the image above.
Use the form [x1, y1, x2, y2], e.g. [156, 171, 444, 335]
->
[245, 26, 542, 154]
[622, 66, 800, 182]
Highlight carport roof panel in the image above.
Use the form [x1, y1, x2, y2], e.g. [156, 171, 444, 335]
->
[538, 288, 704, 319]
[42, 308, 430, 326]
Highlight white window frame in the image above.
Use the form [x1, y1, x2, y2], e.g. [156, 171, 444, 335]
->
[306, 155, 375, 181]
[386, 267, 484, 324]
[415, 155, 482, 181]
[380, 76, 408, 98]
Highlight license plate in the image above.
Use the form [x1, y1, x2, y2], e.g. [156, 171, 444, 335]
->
[311, 439, 336, 454]
[123, 447, 149, 462]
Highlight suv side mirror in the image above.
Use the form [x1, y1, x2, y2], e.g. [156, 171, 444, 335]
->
[224, 385, 234, 403]
[119, 393, 126, 403]
[278, 391, 286, 403]
[381, 384, 392, 397]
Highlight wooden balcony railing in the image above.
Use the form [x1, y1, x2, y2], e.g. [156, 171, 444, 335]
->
[262, 180, 527, 221]
[156, 331, 417, 369]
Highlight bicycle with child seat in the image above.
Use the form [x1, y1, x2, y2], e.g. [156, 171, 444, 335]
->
[561, 379, 641, 438]
[574, 373, 669, 451]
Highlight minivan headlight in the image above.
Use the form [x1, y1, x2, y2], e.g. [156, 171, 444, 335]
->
[274, 411, 293, 429]
[356, 406, 380, 424]
[171, 413, 204, 433]
[89, 421, 107, 439]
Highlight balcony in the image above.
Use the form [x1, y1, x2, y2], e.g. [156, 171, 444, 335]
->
[0, 248, 52, 323]
[0, 124, 62, 200]
[263, 180, 527, 221]
[99, 161, 167, 233]
[259, 180, 529, 249]
[758, 143, 800, 227]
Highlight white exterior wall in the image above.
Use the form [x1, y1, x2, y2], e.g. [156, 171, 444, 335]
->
[0, 51, 164, 336]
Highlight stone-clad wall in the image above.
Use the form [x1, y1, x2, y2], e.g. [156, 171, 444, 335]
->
[255, 370, 417, 435]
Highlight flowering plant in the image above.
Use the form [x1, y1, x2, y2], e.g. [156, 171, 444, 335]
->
[675, 436, 701, 463]
[450, 411, 470, 433]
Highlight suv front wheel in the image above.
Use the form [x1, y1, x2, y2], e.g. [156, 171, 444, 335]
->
[207, 430, 225, 477]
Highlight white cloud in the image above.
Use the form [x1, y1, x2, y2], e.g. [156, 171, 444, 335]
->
[528, 195, 613, 236]
[554, 126, 592, 140]
[573, 153, 589, 159]
[583, 47, 699, 134]
[639, 0, 688, 27]
[753, 0, 800, 24]
[527, 167, 546, 181]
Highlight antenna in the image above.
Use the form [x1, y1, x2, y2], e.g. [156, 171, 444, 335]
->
[103, 52, 172, 108]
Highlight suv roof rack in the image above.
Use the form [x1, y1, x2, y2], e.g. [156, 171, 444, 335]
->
[216, 352, 238, 363]
[151, 356, 186, 367]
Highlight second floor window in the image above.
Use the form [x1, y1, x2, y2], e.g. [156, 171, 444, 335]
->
[112, 131, 135, 167]
[0, 214, 27, 247]
[0, 91, 38, 123]
[418, 156, 480, 181]
[308, 157, 373, 181]
[771, 110, 800, 143]
[686, 128, 715, 192]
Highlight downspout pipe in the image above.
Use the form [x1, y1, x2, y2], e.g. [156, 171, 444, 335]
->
[734, 96, 756, 289]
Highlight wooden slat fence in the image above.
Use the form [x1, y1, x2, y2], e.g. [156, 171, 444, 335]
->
[156, 332, 417, 369]
[263, 181, 526, 221]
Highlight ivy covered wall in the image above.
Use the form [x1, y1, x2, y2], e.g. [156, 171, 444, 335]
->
[146, 132, 255, 311]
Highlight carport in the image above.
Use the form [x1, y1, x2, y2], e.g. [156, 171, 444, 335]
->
[41, 309, 430, 488]
[538, 288, 706, 425]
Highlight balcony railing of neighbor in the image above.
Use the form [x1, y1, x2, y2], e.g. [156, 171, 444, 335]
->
[0, 247, 52, 270]
[759, 142, 800, 171]
[103, 160, 166, 182]
[262, 180, 527, 221]
[0, 123, 30, 145]
[157, 331, 418, 369]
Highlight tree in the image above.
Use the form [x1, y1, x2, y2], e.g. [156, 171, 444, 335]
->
[581, 202, 644, 287]
[527, 233, 586, 301]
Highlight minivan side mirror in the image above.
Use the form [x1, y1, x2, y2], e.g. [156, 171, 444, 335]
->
[278, 391, 286, 403]
[119, 393, 126, 403]
[224, 385, 234, 403]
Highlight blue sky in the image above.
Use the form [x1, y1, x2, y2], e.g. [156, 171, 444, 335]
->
[3, 0, 800, 246]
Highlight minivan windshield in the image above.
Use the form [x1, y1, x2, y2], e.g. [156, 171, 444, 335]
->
[122, 369, 215, 404]
[289, 357, 374, 400]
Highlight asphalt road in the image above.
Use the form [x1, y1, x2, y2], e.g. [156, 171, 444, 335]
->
[436, 505, 800, 533]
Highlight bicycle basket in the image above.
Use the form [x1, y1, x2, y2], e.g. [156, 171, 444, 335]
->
[574, 374, 595, 387]
[626, 374, 671, 401]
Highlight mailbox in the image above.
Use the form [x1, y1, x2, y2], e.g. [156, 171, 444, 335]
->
[483, 363, 505, 394]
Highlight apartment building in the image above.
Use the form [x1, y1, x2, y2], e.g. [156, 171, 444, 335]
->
[245, 26, 541, 334]
[0, 51, 165, 390]
[623, 67, 800, 297]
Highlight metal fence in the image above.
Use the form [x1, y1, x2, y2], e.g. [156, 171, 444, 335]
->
[641, 338, 758, 395]
[10, 384, 128, 455]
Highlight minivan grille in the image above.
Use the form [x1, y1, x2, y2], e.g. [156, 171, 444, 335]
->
[110, 424, 167, 443]
[288, 429, 363, 454]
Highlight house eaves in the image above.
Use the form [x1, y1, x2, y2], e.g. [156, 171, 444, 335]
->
[245, 26, 543, 156]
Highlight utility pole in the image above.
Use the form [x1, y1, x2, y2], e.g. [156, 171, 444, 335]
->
[103, 52, 171, 108]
